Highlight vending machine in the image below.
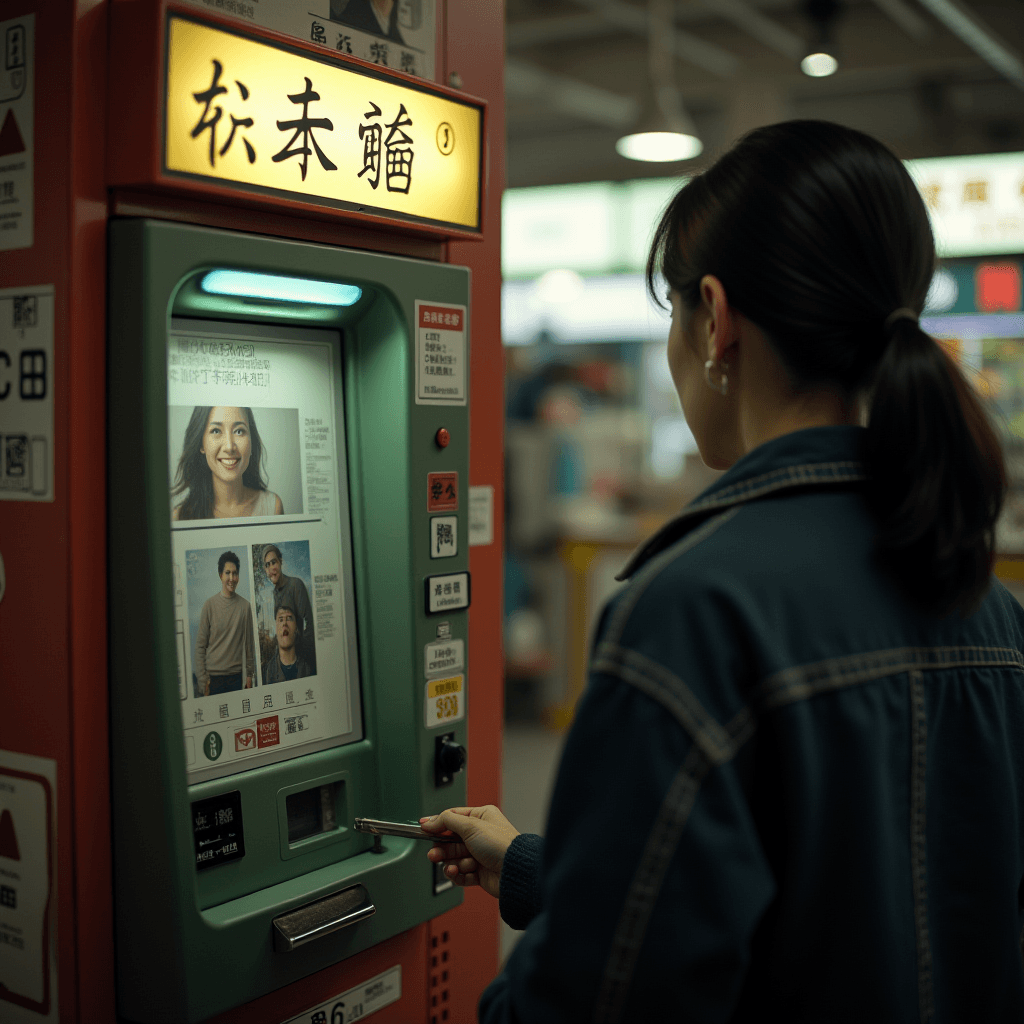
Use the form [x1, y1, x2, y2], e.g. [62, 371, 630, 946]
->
[0, 2, 505, 1022]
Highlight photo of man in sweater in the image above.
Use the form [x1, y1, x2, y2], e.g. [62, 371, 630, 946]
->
[194, 550, 256, 695]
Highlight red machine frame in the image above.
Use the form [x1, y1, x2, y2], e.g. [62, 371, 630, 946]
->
[0, 2, 505, 1021]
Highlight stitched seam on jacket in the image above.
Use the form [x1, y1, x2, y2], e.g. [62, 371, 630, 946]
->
[618, 467, 865, 578]
[753, 645, 1024, 712]
[593, 645, 749, 765]
[679, 462, 865, 518]
[909, 669, 935, 1024]
[607, 506, 743, 646]
[592, 745, 712, 1024]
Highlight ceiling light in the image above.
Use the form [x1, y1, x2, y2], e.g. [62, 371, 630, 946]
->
[616, 131, 703, 163]
[801, 52, 838, 77]
[801, 0, 842, 78]
[201, 269, 363, 306]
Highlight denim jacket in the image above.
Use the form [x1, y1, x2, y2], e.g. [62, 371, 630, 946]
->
[481, 425, 1024, 1024]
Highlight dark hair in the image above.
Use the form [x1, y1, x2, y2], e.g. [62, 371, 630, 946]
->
[647, 119, 1007, 621]
[171, 406, 268, 520]
[275, 604, 296, 619]
[218, 551, 241, 576]
[263, 544, 283, 564]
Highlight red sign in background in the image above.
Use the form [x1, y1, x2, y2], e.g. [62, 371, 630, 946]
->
[428, 472, 459, 511]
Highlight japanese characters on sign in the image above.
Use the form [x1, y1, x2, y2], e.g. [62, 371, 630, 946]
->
[181, 0, 437, 82]
[906, 151, 1024, 257]
[165, 15, 481, 231]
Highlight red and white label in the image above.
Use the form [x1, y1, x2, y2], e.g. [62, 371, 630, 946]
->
[415, 300, 466, 407]
[256, 716, 280, 748]
[234, 727, 256, 752]
[427, 471, 458, 512]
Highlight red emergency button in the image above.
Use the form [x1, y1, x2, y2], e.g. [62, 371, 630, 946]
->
[435, 428, 450, 449]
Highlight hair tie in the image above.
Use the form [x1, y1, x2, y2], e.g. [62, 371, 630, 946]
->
[884, 307, 918, 331]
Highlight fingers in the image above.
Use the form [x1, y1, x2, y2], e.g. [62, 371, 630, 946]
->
[426, 842, 470, 862]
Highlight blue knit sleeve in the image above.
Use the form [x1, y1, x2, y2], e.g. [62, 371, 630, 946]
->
[498, 833, 544, 931]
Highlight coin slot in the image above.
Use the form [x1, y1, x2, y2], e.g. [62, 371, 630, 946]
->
[286, 782, 340, 844]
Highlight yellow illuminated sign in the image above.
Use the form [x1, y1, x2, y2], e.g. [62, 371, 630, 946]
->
[165, 16, 482, 231]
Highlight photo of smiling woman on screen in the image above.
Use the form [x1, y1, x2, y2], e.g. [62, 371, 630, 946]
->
[171, 405, 284, 520]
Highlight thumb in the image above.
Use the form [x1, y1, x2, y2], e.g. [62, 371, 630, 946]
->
[423, 809, 475, 839]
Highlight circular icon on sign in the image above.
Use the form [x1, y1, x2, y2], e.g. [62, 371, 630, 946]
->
[203, 732, 223, 761]
[436, 122, 455, 156]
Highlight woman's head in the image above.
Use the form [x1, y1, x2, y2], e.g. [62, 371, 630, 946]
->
[171, 405, 268, 519]
[648, 120, 1006, 620]
[649, 120, 934, 406]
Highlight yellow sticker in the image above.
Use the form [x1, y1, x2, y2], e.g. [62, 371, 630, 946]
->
[425, 675, 464, 728]
[164, 16, 482, 231]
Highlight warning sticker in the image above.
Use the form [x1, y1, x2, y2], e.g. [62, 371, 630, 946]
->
[424, 674, 465, 729]
[0, 748, 57, 1022]
[415, 301, 466, 406]
[0, 14, 33, 252]
[0, 285, 54, 502]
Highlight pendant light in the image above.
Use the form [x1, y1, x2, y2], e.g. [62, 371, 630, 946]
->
[616, 0, 703, 163]
[801, 0, 842, 77]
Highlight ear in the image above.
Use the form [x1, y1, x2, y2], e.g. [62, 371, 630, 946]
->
[699, 275, 732, 362]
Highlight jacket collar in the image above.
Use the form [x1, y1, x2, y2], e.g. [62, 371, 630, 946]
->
[617, 425, 869, 581]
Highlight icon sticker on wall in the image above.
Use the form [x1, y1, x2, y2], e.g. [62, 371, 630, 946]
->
[430, 515, 457, 559]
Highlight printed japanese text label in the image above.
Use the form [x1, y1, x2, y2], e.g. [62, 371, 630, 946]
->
[164, 16, 482, 231]
[424, 675, 465, 728]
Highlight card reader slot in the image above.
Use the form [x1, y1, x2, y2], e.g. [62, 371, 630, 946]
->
[271, 883, 375, 952]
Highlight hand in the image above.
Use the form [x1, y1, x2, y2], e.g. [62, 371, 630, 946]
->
[245, 676, 252, 689]
[204, 679, 210, 696]
[420, 806, 520, 900]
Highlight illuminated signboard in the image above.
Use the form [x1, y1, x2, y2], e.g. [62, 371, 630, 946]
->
[164, 15, 482, 232]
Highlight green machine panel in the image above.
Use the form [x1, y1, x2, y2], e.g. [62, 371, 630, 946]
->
[108, 220, 471, 1023]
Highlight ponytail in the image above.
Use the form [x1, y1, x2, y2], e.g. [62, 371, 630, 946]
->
[646, 119, 1008, 621]
[863, 319, 1007, 620]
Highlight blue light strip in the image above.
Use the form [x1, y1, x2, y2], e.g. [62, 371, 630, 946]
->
[201, 269, 362, 307]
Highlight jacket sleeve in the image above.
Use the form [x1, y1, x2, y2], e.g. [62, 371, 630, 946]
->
[478, 666, 777, 1024]
[297, 578, 314, 637]
[499, 833, 544, 931]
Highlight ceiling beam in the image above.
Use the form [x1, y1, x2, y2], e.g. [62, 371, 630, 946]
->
[869, 0, 934, 41]
[701, 0, 804, 61]
[505, 57, 641, 129]
[567, 0, 741, 77]
[914, 0, 1024, 89]
[506, 12, 614, 50]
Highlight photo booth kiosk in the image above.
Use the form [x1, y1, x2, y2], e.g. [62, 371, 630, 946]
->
[0, 3, 505, 1022]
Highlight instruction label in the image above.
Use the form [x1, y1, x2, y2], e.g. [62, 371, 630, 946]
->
[0, 749, 57, 1022]
[415, 301, 466, 406]
[425, 638, 464, 676]
[283, 964, 401, 1024]
[424, 674, 464, 728]
[0, 14, 33, 251]
[425, 571, 469, 614]
[0, 285, 54, 501]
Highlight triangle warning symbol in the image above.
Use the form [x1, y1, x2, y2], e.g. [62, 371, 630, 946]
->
[0, 109, 25, 158]
[0, 808, 20, 860]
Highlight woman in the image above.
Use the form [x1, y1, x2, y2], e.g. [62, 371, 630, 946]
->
[422, 121, 1024, 1022]
[171, 405, 283, 520]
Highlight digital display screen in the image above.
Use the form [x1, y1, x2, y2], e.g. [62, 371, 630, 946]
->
[167, 318, 363, 783]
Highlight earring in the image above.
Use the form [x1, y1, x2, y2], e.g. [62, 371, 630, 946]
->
[704, 358, 729, 396]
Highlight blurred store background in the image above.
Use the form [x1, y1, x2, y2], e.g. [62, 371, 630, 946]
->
[497, 0, 1024, 963]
